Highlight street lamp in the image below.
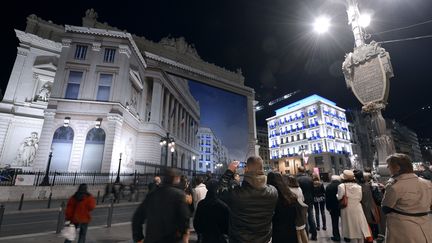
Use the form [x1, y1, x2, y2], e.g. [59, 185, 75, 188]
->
[313, 0, 395, 177]
[40, 149, 53, 186]
[160, 132, 175, 167]
[115, 153, 122, 183]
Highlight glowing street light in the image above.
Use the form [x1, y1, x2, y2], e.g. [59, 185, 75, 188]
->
[359, 14, 371, 28]
[314, 16, 331, 34]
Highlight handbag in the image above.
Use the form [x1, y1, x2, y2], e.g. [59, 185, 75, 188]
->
[61, 221, 76, 241]
[339, 184, 348, 208]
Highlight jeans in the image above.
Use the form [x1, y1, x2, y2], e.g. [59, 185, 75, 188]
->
[64, 223, 88, 243]
[307, 204, 317, 237]
[329, 210, 341, 240]
[313, 201, 326, 228]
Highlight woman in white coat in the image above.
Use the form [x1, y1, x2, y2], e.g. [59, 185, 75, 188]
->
[337, 170, 372, 243]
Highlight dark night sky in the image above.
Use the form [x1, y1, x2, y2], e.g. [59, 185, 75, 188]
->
[1, 0, 432, 138]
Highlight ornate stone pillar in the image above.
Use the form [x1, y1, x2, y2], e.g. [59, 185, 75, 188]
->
[33, 111, 56, 171]
[174, 101, 180, 137]
[164, 90, 170, 130]
[246, 96, 259, 158]
[149, 79, 163, 125]
[102, 114, 124, 172]
[362, 102, 395, 176]
[169, 97, 175, 134]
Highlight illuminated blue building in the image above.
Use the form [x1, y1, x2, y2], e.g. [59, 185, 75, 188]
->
[266, 94, 353, 176]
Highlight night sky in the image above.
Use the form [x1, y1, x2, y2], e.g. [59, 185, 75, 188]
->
[189, 80, 248, 161]
[1, 0, 432, 138]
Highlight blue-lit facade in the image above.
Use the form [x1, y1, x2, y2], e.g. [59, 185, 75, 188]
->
[197, 127, 229, 173]
[266, 95, 353, 175]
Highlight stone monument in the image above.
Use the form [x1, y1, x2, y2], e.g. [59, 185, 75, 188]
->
[342, 1, 395, 177]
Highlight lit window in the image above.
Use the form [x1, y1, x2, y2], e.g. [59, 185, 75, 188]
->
[65, 71, 83, 99]
[96, 74, 113, 101]
[74, 45, 88, 60]
[103, 48, 116, 63]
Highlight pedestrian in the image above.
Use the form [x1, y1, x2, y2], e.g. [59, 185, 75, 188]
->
[148, 175, 161, 192]
[192, 176, 208, 210]
[325, 175, 341, 242]
[286, 175, 309, 243]
[312, 173, 326, 231]
[64, 183, 96, 243]
[267, 172, 298, 243]
[382, 153, 432, 243]
[179, 175, 194, 214]
[218, 156, 278, 243]
[417, 162, 432, 181]
[132, 168, 191, 243]
[296, 166, 318, 241]
[355, 170, 381, 240]
[337, 170, 372, 243]
[193, 179, 229, 243]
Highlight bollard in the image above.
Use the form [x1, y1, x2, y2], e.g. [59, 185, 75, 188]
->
[107, 199, 114, 228]
[0, 204, 4, 232]
[47, 192, 53, 208]
[56, 201, 65, 234]
[18, 193, 24, 211]
[96, 190, 100, 205]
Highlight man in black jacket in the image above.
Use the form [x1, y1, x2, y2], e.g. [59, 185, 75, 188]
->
[132, 168, 190, 243]
[218, 156, 278, 243]
[325, 175, 341, 242]
[296, 166, 317, 240]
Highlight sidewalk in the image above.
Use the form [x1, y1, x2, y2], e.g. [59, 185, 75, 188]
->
[0, 223, 199, 243]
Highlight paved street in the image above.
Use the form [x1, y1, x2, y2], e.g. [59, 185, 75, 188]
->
[0, 202, 345, 243]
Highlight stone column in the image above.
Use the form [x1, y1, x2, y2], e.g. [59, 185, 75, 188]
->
[164, 90, 170, 130]
[2, 47, 30, 102]
[149, 79, 163, 125]
[169, 97, 175, 134]
[186, 114, 190, 145]
[362, 102, 395, 177]
[33, 111, 56, 171]
[174, 101, 180, 137]
[102, 114, 124, 172]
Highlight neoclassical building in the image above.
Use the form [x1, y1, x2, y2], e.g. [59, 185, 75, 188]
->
[0, 10, 257, 173]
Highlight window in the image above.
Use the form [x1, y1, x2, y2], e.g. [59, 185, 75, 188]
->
[81, 128, 106, 172]
[297, 134, 300, 140]
[206, 155, 210, 161]
[103, 48, 116, 63]
[65, 71, 83, 99]
[74, 45, 88, 60]
[96, 74, 113, 101]
[199, 162, 203, 168]
[315, 156, 324, 166]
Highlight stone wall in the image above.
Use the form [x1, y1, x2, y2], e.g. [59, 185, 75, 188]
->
[0, 185, 105, 202]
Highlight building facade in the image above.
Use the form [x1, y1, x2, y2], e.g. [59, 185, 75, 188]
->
[0, 10, 256, 173]
[266, 95, 353, 177]
[387, 120, 422, 162]
[256, 127, 271, 171]
[197, 127, 229, 173]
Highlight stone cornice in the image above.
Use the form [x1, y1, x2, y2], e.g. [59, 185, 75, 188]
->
[15, 29, 62, 52]
[65, 25, 147, 68]
[144, 51, 251, 93]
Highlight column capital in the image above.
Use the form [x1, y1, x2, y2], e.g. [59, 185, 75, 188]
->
[61, 38, 72, 48]
[107, 113, 124, 123]
[44, 111, 56, 119]
[119, 44, 131, 58]
[92, 42, 101, 51]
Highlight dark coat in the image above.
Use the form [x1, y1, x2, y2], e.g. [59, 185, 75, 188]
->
[419, 169, 432, 181]
[313, 181, 326, 199]
[325, 180, 341, 212]
[193, 195, 229, 243]
[132, 185, 190, 243]
[272, 199, 298, 243]
[218, 170, 278, 243]
[296, 173, 314, 205]
[358, 182, 378, 224]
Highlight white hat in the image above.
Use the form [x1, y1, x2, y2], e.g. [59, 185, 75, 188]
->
[340, 170, 354, 180]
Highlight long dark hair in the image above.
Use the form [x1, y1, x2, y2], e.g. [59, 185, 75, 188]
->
[73, 183, 90, 201]
[267, 172, 297, 205]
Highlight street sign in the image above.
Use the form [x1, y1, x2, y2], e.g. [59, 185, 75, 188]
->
[342, 41, 394, 105]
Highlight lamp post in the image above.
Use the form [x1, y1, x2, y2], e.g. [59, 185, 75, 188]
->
[115, 153, 122, 184]
[192, 155, 196, 175]
[40, 150, 53, 186]
[314, 0, 395, 176]
[160, 132, 175, 167]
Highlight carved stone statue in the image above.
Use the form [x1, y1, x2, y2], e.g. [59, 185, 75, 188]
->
[35, 82, 52, 102]
[85, 9, 98, 20]
[14, 132, 39, 167]
[159, 36, 201, 60]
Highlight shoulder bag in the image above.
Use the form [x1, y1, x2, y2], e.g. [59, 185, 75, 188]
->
[339, 184, 348, 208]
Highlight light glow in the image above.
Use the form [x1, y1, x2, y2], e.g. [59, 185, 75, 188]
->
[314, 16, 331, 34]
[359, 14, 371, 27]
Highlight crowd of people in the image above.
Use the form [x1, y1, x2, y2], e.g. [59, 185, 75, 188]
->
[62, 153, 432, 243]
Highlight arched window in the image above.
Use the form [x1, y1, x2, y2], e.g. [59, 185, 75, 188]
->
[180, 154, 185, 169]
[81, 128, 105, 172]
[51, 126, 74, 171]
